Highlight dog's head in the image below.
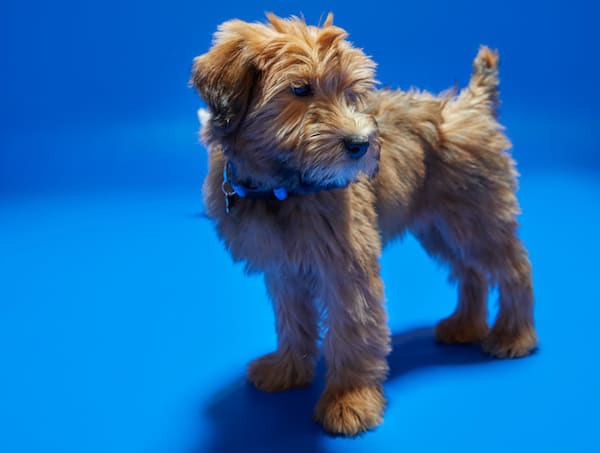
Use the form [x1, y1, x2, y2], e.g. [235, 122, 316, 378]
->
[191, 13, 380, 190]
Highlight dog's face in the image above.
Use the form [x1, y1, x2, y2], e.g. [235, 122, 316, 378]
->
[191, 13, 380, 189]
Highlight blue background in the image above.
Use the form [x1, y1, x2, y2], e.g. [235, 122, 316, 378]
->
[1, 1, 599, 452]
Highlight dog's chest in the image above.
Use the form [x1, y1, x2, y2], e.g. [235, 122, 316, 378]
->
[216, 196, 348, 273]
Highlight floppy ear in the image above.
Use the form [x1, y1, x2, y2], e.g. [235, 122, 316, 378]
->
[190, 20, 259, 136]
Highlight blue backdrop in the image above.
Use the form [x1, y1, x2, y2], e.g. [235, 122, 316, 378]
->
[1, 1, 599, 452]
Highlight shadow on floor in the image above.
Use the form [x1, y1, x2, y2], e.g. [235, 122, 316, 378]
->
[197, 326, 493, 453]
[387, 326, 493, 377]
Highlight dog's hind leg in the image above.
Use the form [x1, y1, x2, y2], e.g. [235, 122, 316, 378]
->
[410, 222, 490, 344]
[413, 206, 537, 358]
[482, 238, 538, 358]
[416, 217, 537, 358]
[435, 266, 490, 344]
[247, 269, 319, 391]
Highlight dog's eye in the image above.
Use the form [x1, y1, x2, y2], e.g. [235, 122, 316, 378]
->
[291, 84, 312, 97]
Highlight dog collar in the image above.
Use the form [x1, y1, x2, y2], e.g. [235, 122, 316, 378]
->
[221, 160, 345, 214]
[221, 161, 288, 213]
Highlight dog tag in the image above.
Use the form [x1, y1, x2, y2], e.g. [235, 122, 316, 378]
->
[221, 180, 236, 214]
[273, 187, 288, 200]
[224, 194, 232, 214]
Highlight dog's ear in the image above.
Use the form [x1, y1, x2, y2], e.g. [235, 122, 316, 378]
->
[317, 13, 348, 50]
[190, 20, 260, 136]
[323, 12, 334, 27]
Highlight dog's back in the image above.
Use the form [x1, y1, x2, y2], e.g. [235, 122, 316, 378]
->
[368, 47, 518, 248]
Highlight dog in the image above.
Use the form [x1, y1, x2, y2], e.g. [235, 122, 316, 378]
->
[191, 13, 537, 435]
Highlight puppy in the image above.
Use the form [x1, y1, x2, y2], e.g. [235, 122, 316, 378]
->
[191, 13, 537, 435]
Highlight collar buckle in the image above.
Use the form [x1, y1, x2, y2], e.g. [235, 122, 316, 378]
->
[222, 163, 237, 214]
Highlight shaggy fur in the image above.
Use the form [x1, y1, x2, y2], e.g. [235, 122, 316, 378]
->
[191, 13, 537, 435]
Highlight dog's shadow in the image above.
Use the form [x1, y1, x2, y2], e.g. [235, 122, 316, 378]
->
[197, 326, 493, 453]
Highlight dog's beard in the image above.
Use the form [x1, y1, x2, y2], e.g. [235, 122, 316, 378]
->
[295, 151, 380, 189]
[294, 132, 381, 188]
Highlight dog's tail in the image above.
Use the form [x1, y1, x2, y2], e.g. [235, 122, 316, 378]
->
[467, 46, 500, 117]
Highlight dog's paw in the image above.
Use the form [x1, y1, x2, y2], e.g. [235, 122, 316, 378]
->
[482, 324, 538, 358]
[435, 315, 489, 344]
[313, 385, 385, 436]
[247, 351, 314, 392]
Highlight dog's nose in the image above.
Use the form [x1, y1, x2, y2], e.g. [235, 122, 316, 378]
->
[343, 136, 370, 159]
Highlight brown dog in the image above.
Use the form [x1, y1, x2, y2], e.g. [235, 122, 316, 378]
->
[191, 13, 537, 435]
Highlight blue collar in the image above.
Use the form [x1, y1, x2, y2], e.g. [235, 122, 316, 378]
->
[221, 160, 345, 213]
[223, 160, 288, 201]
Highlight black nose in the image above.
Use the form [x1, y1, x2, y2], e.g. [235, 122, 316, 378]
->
[343, 136, 370, 159]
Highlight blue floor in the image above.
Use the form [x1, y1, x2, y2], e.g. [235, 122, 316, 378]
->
[1, 160, 599, 452]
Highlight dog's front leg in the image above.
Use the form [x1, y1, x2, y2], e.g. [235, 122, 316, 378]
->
[314, 264, 391, 436]
[246, 269, 319, 391]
